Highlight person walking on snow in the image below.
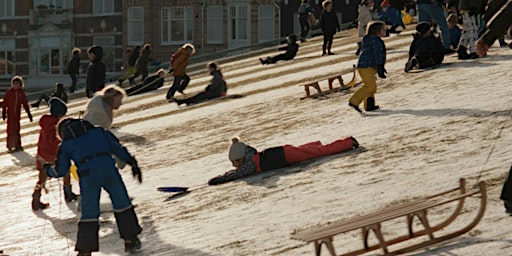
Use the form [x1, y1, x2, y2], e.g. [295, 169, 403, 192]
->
[348, 21, 387, 113]
[319, 0, 341, 55]
[68, 47, 81, 93]
[456, 0, 482, 59]
[44, 118, 143, 255]
[85, 45, 106, 98]
[298, 0, 315, 42]
[259, 34, 300, 65]
[173, 62, 227, 106]
[208, 136, 359, 185]
[2, 76, 33, 153]
[32, 98, 78, 211]
[166, 44, 195, 100]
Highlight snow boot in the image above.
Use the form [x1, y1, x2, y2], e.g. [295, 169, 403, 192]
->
[64, 185, 79, 202]
[124, 237, 142, 253]
[32, 192, 49, 211]
[457, 45, 470, 59]
[322, 45, 327, 56]
[504, 201, 512, 215]
[348, 102, 363, 113]
[365, 97, 380, 111]
[76, 252, 91, 256]
[259, 58, 266, 65]
[350, 136, 359, 149]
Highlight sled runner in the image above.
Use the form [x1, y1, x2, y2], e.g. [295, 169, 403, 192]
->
[291, 178, 486, 256]
[299, 65, 359, 100]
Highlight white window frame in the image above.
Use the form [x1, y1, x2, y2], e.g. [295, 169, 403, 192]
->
[128, 7, 144, 45]
[93, 0, 114, 16]
[258, 5, 275, 42]
[161, 7, 193, 45]
[0, 39, 15, 76]
[33, 0, 73, 9]
[207, 6, 223, 44]
[0, 0, 15, 18]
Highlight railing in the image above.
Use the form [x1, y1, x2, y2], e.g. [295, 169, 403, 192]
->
[29, 8, 73, 25]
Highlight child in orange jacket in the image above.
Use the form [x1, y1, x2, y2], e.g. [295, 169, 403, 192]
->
[32, 98, 78, 210]
[166, 43, 195, 100]
[1, 76, 33, 153]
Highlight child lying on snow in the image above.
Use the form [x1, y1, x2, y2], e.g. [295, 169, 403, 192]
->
[208, 136, 359, 185]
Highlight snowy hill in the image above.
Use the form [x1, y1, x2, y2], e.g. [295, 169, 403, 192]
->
[0, 27, 511, 256]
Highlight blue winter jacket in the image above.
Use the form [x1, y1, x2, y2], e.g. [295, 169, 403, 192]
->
[46, 120, 132, 179]
[357, 35, 386, 69]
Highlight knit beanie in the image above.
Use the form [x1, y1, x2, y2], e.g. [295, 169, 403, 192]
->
[228, 137, 247, 161]
[49, 97, 67, 118]
[416, 22, 431, 35]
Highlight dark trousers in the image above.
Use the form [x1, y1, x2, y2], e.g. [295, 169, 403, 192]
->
[268, 54, 292, 64]
[500, 165, 512, 202]
[415, 52, 444, 68]
[299, 17, 310, 39]
[166, 75, 190, 99]
[69, 73, 77, 93]
[34, 94, 50, 106]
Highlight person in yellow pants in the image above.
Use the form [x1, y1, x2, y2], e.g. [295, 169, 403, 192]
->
[349, 21, 388, 113]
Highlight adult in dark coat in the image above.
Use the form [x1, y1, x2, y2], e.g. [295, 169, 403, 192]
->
[173, 62, 227, 106]
[319, 0, 341, 55]
[477, 0, 512, 56]
[404, 22, 445, 72]
[68, 48, 81, 93]
[132, 44, 151, 83]
[86, 45, 106, 98]
[259, 35, 300, 65]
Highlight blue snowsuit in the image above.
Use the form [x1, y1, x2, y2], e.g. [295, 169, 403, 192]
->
[46, 119, 141, 253]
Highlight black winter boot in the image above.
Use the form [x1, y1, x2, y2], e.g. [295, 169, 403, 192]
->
[114, 206, 142, 242]
[365, 97, 380, 111]
[64, 185, 79, 202]
[75, 221, 99, 253]
[457, 45, 470, 59]
[32, 192, 49, 211]
[322, 45, 327, 56]
[124, 237, 142, 253]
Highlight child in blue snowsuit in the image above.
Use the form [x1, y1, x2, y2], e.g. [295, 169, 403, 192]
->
[44, 118, 142, 255]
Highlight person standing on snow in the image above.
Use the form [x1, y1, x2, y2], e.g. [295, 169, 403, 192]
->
[319, 0, 341, 55]
[356, 0, 375, 55]
[68, 47, 81, 93]
[1, 76, 33, 153]
[208, 136, 359, 185]
[85, 45, 106, 98]
[298, 0, 315, 42]
[44, 118, 142, 255]
[32, 98, 78, 211]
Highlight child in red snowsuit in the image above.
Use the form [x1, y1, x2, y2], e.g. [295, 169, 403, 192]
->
[1, 76, 33, 153]
[208, 136, 359, 185]
[32, 97, 78, 211]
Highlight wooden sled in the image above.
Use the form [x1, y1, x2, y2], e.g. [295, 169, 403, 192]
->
[299, 65, 358, 100]
[291, 178, 487, 256]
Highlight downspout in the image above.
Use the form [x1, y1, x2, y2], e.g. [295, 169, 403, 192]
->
[273, 0, 281, 38]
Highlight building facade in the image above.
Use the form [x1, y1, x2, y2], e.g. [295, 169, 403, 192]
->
[0, 0, 282, 91]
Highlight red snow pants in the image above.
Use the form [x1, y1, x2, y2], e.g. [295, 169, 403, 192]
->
[283, 137, 354, 164]
[6, 115, 21, 149]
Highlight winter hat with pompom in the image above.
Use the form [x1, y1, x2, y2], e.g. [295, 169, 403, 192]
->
[49, 97, 67, 118]
[228, 137, 247, 161]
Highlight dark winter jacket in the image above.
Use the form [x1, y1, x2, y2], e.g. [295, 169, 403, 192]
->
[319, 10, 341, 35]
[298, 3, 314, 19]
[278, 42, 300, 60]
[480, 0, 512, 45]
[128, 46, 141, 67]
[408, 33, 445, 60]
[47, 119, 132, 179]
[357, 35, 386, 69]
[208, 145, 288, 185]
[86, 45, 106, 93]
[459, 0, 482, 13]
[37, 115, 60, 162]
[51, 87, 68, 103]
[67, 55, 80, 75]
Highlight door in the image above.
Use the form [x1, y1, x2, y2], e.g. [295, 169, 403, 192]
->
[227, 1, 250, 49]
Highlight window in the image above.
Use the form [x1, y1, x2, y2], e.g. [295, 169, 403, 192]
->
[258, 6, 275, 42]
[128, 7, 144, 45]
[34, 0, 73, 9]
[0, 39, 15, 75]
[207, 6, 223, 44]
[93, 0, 114, 15]
[0, 0, 14, 17]
[161, 7, 193, 44]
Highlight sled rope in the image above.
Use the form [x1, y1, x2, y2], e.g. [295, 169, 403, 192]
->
[475, 107, 512, 182]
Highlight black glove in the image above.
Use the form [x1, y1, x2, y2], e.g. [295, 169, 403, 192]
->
[27, 112, 33, 122]
[127, 157, 142, 183]
[377, 64, 387, 79]
[1, 111, 5, 121]
[43, 164, 54, 178]
[169, 68, 174, 73]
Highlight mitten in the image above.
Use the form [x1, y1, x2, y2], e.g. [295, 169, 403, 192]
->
[127, 157, 142, 183]
[27, 111, 33, 122]
[1, 111, 5, 121]
[377, 64, 387, 79]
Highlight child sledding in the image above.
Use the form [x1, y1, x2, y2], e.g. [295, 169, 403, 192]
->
[260, 34, 299, 65]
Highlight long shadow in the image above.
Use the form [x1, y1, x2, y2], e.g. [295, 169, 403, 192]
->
[406, 235, 512, 256]
[242, 147, 367, 189]
[364, 108, 511, 118]
[9, 150, 36, 167]
[34, 199, 212, 255]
